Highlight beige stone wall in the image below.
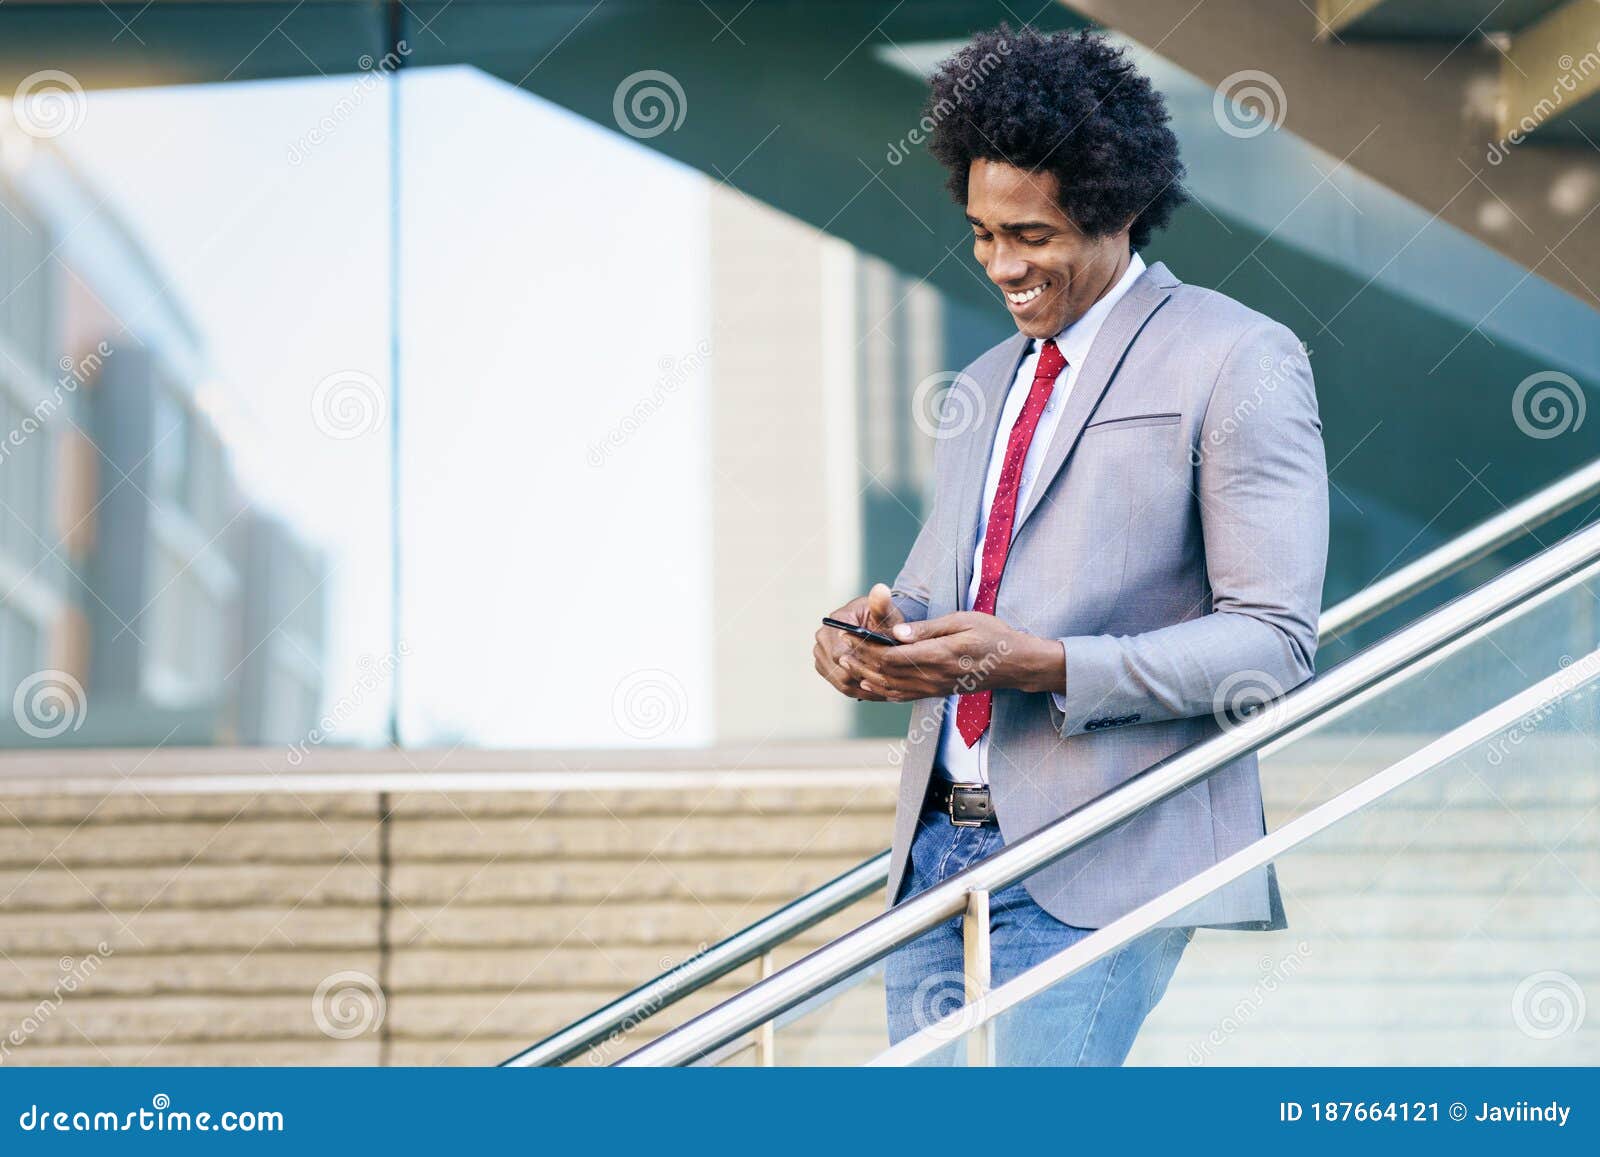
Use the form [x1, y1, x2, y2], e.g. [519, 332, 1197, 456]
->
[0, 745, 899, 1067]
[1, 734, 1594, 1067]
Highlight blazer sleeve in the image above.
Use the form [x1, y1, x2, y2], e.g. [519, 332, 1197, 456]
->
[1051, 319, 1328, 737]
[889, 524, 937, 626]
[889, 402, 969, 626]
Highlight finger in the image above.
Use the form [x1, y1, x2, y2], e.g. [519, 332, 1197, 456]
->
[871, 639, 952, 675]
[889, 614, 967, 644]
[816, 635, 848, 666]
[814, 649, 844, 692]
[840, 660, 887, 700]
[865, 583, 902, 630]
[813, 639, 832, 676]
[840, 649, 895, 684]
[828, 594, 871, 628]
[815, 642, 859, 695]
[857, 678, 901, 701]
[862, 678, 925, 702]
[817, 625, 855, 660]
[834, 667, 864, 697]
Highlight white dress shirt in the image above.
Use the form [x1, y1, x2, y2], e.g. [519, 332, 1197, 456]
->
[935, 251, 1146, 784]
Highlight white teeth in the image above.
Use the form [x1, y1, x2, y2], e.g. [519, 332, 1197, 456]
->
[1006, 283, 1047, 305]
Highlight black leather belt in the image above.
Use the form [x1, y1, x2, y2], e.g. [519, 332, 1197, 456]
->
[924, 778, 997, 827]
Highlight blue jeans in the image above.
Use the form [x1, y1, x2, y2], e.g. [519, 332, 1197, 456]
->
[884, 808, 1192, 1066]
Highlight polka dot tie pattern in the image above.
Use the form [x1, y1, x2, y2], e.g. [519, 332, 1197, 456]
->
[955, 338, 1068, 748]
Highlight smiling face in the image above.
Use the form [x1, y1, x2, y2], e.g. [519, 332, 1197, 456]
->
[966, 158, 1134, 340]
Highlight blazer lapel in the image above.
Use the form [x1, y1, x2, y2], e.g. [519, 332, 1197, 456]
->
[950, 331, 1030, 609]
[1011, 260, 1178, 536]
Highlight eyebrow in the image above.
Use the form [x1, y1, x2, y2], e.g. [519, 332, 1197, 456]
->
[966, 215, 1057, 232]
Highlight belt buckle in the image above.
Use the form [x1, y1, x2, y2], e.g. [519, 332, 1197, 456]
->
[947, 783, 987, 828]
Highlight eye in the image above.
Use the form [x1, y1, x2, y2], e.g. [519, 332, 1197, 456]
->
[972, 230, 993, 243]
[1021, 235, 1051, 247]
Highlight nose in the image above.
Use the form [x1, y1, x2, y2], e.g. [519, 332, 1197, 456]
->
[986, 245, 1029, 287]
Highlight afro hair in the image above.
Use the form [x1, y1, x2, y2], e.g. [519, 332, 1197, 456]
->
[923, 25, 1189, 251]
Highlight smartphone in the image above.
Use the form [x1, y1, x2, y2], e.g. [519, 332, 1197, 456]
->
[821, 616, 901, 646]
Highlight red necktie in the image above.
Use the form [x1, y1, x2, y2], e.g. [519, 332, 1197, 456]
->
[956, 338, 1068, 747]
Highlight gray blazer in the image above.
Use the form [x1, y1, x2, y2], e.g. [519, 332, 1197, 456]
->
[886, 259, 1328, 930]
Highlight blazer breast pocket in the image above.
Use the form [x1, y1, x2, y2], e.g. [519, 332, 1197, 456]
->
[1082, 411, 1182, 433]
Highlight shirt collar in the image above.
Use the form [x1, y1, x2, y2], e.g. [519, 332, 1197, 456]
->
[1038, 249, 1147, 369]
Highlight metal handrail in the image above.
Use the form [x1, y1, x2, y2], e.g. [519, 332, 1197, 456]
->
[616, 517, 1600, 1065]
[501, 853, 888, 1067]
[1319, 456, 1600, 640]
[875, 627, 1600, 1063]
[506, 456, 1600, 1066]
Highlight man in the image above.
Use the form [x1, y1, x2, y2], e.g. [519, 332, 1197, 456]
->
[813, 26, 1328, 1065]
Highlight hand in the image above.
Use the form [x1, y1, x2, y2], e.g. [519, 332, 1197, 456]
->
[813, 583, 905, 701]
[840, 611, 1065, 703]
